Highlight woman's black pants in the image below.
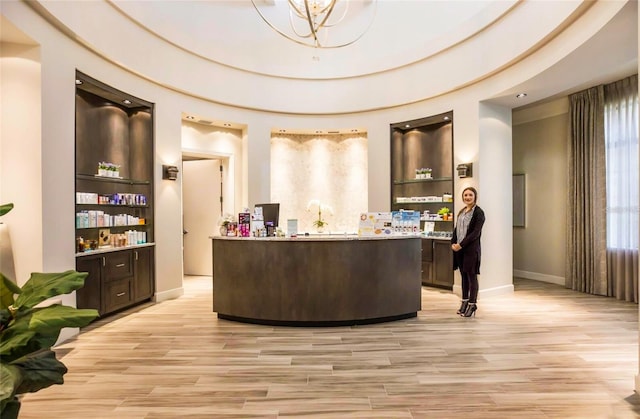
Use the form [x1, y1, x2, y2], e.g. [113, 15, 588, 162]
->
[461, 272, 478, 303]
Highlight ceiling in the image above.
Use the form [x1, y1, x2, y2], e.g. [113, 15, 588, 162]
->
[107, 0, 638, 111]
[1, 0, 637, 120]
[488, 0, 638, 109]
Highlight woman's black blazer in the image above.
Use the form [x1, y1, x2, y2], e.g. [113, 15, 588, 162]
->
[452, 206, 485, 274]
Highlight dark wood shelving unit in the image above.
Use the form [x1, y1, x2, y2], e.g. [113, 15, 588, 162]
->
[74, 71, 155, 318]
[390, 111, 455, 289]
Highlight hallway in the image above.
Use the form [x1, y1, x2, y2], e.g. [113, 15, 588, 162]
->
[20, 277, 640, 418]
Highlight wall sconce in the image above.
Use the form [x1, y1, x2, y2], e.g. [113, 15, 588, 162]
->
[456, 163, 473, 178]
[162, 165, 179, 181]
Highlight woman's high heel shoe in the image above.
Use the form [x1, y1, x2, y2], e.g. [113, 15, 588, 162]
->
[461, 303, 477, 317]
[456, 299, 469, 315]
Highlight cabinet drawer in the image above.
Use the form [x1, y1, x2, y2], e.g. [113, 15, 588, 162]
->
[104, 277, 132, 312]
[104, 251, 134, 281]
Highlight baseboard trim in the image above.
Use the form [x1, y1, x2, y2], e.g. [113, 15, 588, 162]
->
[452, 283, 514, 299]
[514, 269, 565, 286]
[155, 286, 184, 303]
[480, 284, 515, 298]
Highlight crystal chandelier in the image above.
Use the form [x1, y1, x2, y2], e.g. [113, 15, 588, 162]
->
[251, 0, 377, 49]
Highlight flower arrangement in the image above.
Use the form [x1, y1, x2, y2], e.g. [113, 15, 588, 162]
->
[306, 199, 333, 230]
[217, 213, 235, 236]
[217, 213, 234, 227]
[415, 168, 432, 179]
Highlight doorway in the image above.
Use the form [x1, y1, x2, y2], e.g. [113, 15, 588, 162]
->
[182, 156, 223, 276]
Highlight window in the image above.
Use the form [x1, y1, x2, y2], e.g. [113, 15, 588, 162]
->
[604, 78, 639, 250]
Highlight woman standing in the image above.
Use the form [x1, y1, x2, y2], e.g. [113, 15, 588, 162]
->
[451, 187, 485, 317]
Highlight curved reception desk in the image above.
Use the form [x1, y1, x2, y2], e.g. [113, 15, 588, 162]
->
[211, 235, 421, 326]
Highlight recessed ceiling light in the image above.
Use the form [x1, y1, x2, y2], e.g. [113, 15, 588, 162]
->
[405, 124, 410, 128]
[516, 93, 527, 99]
[443, 116, 450, 121]
[123, 99, 132, 105]
[75, 79, 83, 85]
[186, 115, 195, 120]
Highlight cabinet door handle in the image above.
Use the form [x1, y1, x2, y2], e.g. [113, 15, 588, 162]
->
[135, 251, 138, 260]
[116, 292, 126, 297]
[116, 263, 125, 268]
[102, 257, 106, 266]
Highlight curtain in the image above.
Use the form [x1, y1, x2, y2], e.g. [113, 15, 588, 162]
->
[566, 86, 608, 296]
[604, 75, 639, 303]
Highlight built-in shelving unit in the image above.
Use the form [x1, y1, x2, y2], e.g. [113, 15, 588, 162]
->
[390, 111, 454, 289]
[74, 71, 155, 317]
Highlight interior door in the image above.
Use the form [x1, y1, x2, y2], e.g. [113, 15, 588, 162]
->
[182, 159, 221, 276]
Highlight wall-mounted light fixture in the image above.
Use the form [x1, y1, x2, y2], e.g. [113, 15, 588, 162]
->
[456, 163, 473, 178]
[163, 165, 179, 181]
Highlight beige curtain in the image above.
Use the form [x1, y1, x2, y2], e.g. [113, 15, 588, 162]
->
[566, 86, 608, 296]
[604, 75, 639, 303]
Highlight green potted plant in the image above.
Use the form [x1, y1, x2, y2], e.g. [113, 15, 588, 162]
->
[97, 162, 108, 177]
[437, 206, 451, 220]
[0, 203, 99, 419]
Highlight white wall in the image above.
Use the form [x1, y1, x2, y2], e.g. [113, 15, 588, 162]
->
[0, 42, 42, 283]
[271, 133, 368, 233]
[513, 99, 569, 285]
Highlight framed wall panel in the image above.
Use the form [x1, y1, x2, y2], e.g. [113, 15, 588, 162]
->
[513, 173, 525, 227]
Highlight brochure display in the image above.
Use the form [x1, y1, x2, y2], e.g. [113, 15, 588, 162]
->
[358, 211, 420, 236]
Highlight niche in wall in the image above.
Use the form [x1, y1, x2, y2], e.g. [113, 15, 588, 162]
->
[271, 132, 368, 233]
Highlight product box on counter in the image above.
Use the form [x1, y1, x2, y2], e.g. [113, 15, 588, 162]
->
[238, 212, 251, 237]
[358, 212, 393, 236]
[391, 210, 421, 235]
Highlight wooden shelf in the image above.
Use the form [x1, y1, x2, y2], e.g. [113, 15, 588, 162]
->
[76, 223, 151, 231]
[76, 174, 150, 185]
[393, 177, 453, 185]
[393, 201, 453, 205]
[76, 203, 149, 208]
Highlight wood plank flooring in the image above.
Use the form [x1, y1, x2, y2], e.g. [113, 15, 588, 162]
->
[19, 277, 640, 418]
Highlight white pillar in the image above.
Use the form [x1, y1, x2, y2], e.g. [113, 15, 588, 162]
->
[477, 102, 514, 297]
[452, 101, 514, 298]
[247, 121, 273, 205]
[0, 42, 43, 283]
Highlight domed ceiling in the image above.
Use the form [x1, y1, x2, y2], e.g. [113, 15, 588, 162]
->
[109, 0, 518, 80]
[17, 0, 640, 113]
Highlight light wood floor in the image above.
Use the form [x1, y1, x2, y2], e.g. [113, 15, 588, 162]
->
[19, 277, 640, 418]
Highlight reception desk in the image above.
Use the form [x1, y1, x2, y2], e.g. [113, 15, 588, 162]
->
[211, 235, 421, 326]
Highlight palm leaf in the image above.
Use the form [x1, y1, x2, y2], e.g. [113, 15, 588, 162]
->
[14, 271, 88, 309]
[0, 203, 14, 217]
[0, 274, 21, 310]
[11, 349, 67, 395]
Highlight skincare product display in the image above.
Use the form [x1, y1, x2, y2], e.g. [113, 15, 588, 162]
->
[76, 192, 147, 206]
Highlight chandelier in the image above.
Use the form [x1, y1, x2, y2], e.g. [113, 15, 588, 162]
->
[251, 0, 377, 49]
